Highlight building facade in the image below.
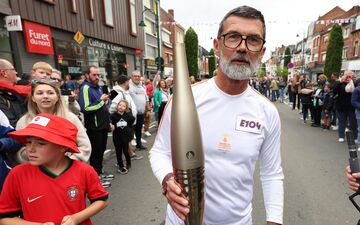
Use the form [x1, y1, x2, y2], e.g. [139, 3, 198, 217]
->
[3, 0, 145, 81]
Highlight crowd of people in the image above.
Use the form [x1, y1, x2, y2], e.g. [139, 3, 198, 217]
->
[249, 71, 359, 146]
[0, 57, 178, 223]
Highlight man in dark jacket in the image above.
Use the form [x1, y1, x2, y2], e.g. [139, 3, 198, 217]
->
[0, 59, 27, 128]
[79, 66, 113, 185]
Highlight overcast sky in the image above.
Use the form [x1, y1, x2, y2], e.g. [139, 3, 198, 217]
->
[160, 0, 359, 60]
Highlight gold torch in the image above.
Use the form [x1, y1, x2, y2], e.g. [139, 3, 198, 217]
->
[171, 42, 205, 225]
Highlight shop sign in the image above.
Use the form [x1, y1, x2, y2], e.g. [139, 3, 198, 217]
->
[88, 38, 124, 52]
[23, 21, 53, 55]
[73, 31, 85, 44]
[145, 59, 157, 70]
[5, 15, 22, 31]
[135, 48, 142, 56]
[68, 67, 82, 74]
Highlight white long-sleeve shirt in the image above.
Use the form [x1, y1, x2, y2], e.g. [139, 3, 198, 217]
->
[149, 78, 284, 225]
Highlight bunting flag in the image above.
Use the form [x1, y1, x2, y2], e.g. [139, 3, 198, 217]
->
[159, 17, 358, 26]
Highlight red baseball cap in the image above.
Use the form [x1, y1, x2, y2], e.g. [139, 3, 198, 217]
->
[8, 113, 80, 154]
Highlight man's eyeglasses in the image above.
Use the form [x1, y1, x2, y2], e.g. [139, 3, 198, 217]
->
[219, 32, 265, 52]
[50, 77, 62, 82]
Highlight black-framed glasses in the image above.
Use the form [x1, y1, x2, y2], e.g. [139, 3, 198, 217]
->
[219, 32, 265, 52]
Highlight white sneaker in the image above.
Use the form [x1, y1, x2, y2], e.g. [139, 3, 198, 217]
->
[144, 131, 151, 137]
[338, 138, 345, 143]
[103, 149, 113, 161]
[141, 138, 147, 144]
[331, 125, 338, 131]
[131, 140, 136, 146]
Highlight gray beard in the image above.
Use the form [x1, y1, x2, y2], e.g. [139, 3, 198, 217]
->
[219, 51, 259, 80]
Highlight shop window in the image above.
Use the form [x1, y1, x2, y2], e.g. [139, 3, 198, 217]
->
[321, 53, 326, 62]
[146, 45, 156, 59]
[103, 0, 114, 27]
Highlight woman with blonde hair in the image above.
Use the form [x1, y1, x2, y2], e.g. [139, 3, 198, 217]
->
[15, 79, 91, 163]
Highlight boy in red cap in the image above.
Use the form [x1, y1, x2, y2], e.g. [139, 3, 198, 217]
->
[0, 113, 108, 225]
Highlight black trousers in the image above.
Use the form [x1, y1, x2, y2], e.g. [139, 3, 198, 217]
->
[313, 105, 322, 125]
[87, 129, 108, 175]
[113, 135, 130, 168]
[134, 114, 145, 148]
[157, 102, 167, 124]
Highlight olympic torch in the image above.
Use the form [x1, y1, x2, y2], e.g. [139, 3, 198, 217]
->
[171, 42, 205, 225]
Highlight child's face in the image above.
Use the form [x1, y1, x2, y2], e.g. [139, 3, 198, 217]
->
[32, 84, 59, 113]
[32, 68, 51, 79]
[117, 102, 127, 113]
[25, 137, 66, 166]
[324, 85, 329, 92]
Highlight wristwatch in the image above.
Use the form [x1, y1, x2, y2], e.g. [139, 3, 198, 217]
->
[161, 173, 174, 196]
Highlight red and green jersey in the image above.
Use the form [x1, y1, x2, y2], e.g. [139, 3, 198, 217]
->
[0, 160, 108, 225]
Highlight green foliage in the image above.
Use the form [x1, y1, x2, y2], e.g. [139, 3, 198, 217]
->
[257, 63, 266, 77]
[283, 47, 291, 68]
[275, 67, 289, 81]
[208, 48, 216, 77]
[324, 24, 344, 78]
[184, 27, 199, 78]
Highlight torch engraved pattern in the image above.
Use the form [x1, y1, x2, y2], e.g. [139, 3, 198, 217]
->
[171, 42, 205, 225]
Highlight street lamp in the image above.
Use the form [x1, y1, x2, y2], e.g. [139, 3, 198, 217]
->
[139, 0, 162, 78]
[296, 30, 306, 73]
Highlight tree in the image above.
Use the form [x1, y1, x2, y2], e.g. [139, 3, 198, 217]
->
[275, 67, 288, 81]
[208, 48, 216, 77]
[257, 63, 266, 77]
[324, 24, 344, 78]
[184, 27, 199, 78]
[283, 47, 291, 69]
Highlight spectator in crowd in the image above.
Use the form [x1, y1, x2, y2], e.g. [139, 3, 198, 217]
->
[129, 70, 148, 150]
[0, 110, 22, 192]
[0, 113, 108, 225]
[165, 76, 173, 94]
[109, 75, 142, 161]
[16, 73, 31, 85]
[150, 6, 283, 225]
[15, 79, 91, 164]
[291, 72, 301, 111]
[333, 71, 356, 142]
[64, 74, 77, 91]
[300, 83, 314, 123]
[311, 74, 326, 127]
[31, 61, 53, 79]
[51, 69, 81, 116]
[351, 78, 360, 149]
[322, 82, 334, 130]
[0, 59, 27, 127]
[145, 78, 154, 102]
[153, 79, 170, 124]
[270, 77, 279, 102]
[79, 66, 114, 187]
[110, 100, 135, 175]
[278, 77, 286, 103]
[330, 72, 340, 130]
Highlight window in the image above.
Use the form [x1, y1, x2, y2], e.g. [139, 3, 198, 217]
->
[144, 19, 156, 35]
[70, 0, 77, 13]
[144, 0, 152, 9]
[343, 47, 348, 59]
[103, 0, 114, 27]
[162, 31, 171, 44]
[313, 53, 318, 61]
[355, 41, 359, 57]
[321, 53, 326, 62]
[146, 45, 156, 59]
[343, 27, 350, 38]
[323, 36, 329, 44]
[88, 0, 94, 20]
[128, 0, 137, 36]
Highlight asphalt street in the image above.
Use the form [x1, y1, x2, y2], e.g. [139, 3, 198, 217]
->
[92, 101, 360, 225]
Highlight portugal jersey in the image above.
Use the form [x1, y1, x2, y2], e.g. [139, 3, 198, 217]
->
[0, 160, 108, 225]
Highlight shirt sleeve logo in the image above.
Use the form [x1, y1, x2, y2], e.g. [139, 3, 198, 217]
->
[235, 116, 263, 134]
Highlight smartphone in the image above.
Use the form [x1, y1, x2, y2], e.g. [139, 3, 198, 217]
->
[61, 89, 72, 96]
[109, 90, 119, 100]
